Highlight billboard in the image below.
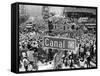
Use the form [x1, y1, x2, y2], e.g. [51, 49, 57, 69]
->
[43, 36, 76, 50]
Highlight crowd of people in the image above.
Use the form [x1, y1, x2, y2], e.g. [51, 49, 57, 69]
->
[19, 16, 96, 71]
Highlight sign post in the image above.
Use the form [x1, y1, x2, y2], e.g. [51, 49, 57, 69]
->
[54, 50, 64, 69]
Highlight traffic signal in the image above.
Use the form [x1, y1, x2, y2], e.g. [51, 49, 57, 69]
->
[48, 20, 53, 32]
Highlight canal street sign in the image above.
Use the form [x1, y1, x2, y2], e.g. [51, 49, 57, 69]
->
[43, 36, 76, 50]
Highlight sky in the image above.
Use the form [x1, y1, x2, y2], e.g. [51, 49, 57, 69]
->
[20, 5, 64, 17]
[24, 5, 42, 17]
[20, 4, 96, 17]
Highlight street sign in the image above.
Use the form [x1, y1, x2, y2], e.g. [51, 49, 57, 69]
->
[43, 36, 76, 50]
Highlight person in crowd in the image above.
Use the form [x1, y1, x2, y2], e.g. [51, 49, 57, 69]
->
[83, 44, 87, 56]
[79, 58, 86, 68]
[79, 44, 84, 60]
[68, 52, 74, 68]
[86, 51, 91, 68]
[93, 41, 96, 56]
[23, 57, 29, 71]
[56, 63, 62, 69]
[21, 52, 29, 71]
[27, 41, 32, 50]
[48, 49, 53, 61]
[28, 62, 34, 71]
[27, 50, 35, 71]
[32, 48, 38, 71]
[89, 42, 93, 59]
[64, 56, 69, 67]
[62, 52, 65, 64]
[48, 20, 53, 33]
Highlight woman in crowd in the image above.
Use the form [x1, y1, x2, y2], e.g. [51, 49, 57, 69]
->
[86, 50, 91, 68]
[21, 51, 29, 71]
[79, 58, 87, 68]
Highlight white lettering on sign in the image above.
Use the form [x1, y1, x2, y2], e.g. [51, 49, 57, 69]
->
[45, 38, 49, 46]
[68, 41, 75, 49]
[59, 41, 63, 48]
[54, 41, 58, 47]
[44, 38, 66, 49]
[44, 36, 76, 50]
[50, 40, 53, 47]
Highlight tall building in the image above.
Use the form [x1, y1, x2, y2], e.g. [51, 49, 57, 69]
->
[19, 5, 27, 17]
[42, 6, 50, 21]
[63, 7, 96, 33]
[19, 5, 29, 24]
[63, 7, 96, 18]
[49, 7, 64, 16]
